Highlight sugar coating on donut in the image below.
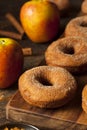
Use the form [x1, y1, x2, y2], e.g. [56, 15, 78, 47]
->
[81, 0, 87, 14]
[64, 16, 87, 40]
[45, 36, 87, 74]
[19, 66, 77, 108]
[82, 85, 87, 113]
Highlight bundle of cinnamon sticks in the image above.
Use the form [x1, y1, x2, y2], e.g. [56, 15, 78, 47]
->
[1, 13, 24, 40]
[0, 13, 32, 56]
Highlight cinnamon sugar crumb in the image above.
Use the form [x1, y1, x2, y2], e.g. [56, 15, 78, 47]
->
[4, 127, 25, 130]
[0, 93, 4, 101]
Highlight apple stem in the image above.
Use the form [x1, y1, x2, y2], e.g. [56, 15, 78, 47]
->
[0, 40, 5, 44]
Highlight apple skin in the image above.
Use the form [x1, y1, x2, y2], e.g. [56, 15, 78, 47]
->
[20, 0, 60, 43]
[0, 38, 24, 88]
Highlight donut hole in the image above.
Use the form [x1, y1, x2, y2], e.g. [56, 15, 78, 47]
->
[36, 76, 52, 86]
[80, 22, 87, 27]
[61, 46, 74, 55]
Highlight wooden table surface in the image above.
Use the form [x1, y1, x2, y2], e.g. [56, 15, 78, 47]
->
[0, 0, 86, 130]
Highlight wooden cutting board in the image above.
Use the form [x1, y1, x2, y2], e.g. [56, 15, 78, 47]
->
[6, 66, 87, 129]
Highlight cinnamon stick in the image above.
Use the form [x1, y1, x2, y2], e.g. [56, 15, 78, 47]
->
[0, 30, 23, 40]
[22, 47, 32, 56]
[5, 13, 24, 35]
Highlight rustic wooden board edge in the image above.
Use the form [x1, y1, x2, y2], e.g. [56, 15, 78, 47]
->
[6, 95, 77, 130]
[5, 90, 85, 125]
[6, 91, 72, 121]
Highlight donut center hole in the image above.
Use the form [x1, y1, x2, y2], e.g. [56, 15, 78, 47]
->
[62, 46, 74, 55]
[81, 22, 87, 27]
[37, 77, 52, 86]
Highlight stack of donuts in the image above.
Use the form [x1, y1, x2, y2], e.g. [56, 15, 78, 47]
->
[45, 2, 87, 113]
[18, 1, 87, 111]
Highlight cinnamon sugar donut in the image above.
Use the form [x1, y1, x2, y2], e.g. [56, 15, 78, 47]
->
[19, 66, 77, 108]
[82, 85, 87, 113]
[65, 16, 87, 40]
[45, 37, 87, 74]
[81, 0, 87, 14]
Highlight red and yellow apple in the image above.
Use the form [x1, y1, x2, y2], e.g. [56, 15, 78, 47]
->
[0, 38, 24, 88]
[20, 0, 60, 43]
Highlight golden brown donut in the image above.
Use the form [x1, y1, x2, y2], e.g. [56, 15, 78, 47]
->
[45, 37, 87, 74]
[19, 66, 77, 108]
[82, 85, 87, 113]
[81, 0, 87, 14]
[65, 16, 87, 40]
